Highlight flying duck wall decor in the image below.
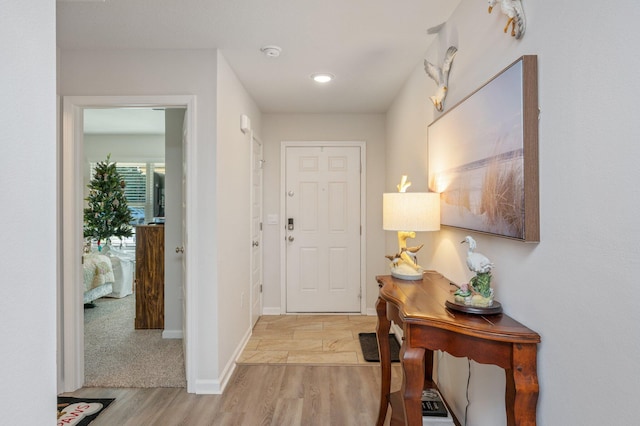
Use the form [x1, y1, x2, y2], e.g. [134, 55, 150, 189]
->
[423, 45, 457, 112]
[488, 0, 526, 39]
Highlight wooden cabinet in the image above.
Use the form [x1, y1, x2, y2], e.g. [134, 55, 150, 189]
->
[135, 225, 164, 329]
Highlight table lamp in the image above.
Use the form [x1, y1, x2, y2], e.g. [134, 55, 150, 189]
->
[383, 176, 440, 280]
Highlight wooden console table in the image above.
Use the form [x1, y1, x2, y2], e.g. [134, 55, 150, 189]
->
[376, 272, 540, 426]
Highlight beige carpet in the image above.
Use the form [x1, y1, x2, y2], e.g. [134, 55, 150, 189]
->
[84, 295, 186, 388]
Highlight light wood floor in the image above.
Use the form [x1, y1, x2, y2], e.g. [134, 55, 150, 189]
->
[67, 364, 402, 425]
[64, 315, 402, 425]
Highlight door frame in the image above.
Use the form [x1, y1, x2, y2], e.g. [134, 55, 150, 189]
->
[60, 95, 197, 392]
[279, 141, 367, 314]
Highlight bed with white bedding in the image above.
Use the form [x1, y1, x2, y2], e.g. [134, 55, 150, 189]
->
[83, 253, 114, 304]
[106, 249, 134, 298]
[83, 249, 135, 304]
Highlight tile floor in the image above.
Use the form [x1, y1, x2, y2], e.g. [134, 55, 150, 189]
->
[236, 314, 380, 365]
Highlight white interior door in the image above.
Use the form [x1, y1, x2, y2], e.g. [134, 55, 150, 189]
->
[164, 108, 186, 339]
[181, 110, 188, 356]
[285, 145, 361, 312]
[250, 135, 264, 327]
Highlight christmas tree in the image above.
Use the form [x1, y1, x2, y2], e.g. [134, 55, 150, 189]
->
[84, 154, 134, 250]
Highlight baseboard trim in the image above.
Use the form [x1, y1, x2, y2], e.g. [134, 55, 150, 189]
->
[391, 323, 402, 342]
[262, 307, 377, 316]
[192, 324, 260, 394]
[216, 362, 236, 395]
[162, 329, 183, 339]
[262, 307, 282, 315]
[193, 379, 222, 394]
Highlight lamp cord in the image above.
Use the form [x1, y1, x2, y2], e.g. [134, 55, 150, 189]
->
[436, 351, 471, 425]
[464, 358, 471, 425]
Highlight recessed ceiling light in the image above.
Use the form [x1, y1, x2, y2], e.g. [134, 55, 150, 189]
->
[260, 45, 282, 58]
[311, 73, 334, 83]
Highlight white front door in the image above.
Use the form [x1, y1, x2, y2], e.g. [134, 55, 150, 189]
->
[285, 145, 361, 312]
[250, 136, 264, 327]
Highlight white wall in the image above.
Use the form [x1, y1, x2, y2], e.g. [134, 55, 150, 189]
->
[215, 52, 262, 371]
[84, 134, 165, 163]
[0, 0, 56, 421]
[386, 0, 640, 424]
[261, 114, 387, 313]
[59, 48, 223, 391]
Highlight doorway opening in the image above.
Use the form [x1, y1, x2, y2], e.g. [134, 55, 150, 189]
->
[60, 96, 196, 393]
[81, 107, 185, 387]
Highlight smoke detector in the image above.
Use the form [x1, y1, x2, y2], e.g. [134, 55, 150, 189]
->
[260, 45, 282, 58]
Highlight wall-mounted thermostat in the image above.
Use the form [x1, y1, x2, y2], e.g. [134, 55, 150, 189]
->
[240, 114, 251, 134]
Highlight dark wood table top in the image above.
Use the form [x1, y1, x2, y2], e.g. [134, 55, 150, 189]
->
[376, 272, 540, 344]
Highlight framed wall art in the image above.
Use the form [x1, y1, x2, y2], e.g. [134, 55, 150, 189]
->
[428, 55, 539, 241]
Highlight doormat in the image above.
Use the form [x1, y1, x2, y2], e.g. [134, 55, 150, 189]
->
[57, 397, 114, 426]
[358, 332, 400, 362]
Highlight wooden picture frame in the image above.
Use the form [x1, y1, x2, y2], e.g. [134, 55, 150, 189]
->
[428, 55, 539, 241]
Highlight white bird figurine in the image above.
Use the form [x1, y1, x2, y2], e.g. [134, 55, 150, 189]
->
[461, 236, 493, 274]
[424, 46, 458, 112]
[488, 0, 526, 39]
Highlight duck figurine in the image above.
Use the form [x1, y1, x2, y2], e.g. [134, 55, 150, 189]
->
[488, 0, 526, 39]
[424, 46, 458, 111]
[384, 253, 402, 268]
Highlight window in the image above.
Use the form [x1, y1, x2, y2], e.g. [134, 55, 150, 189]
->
[88, 161, 165, 249]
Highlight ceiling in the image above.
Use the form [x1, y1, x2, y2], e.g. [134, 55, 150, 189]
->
[58, 0, 461, 117]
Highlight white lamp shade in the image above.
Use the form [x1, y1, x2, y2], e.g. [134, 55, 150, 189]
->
[383, 192, 440, 232]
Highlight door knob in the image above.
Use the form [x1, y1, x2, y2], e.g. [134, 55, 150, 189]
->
[288, 235, 295, 242]
[175, 246, 184, 253]
[252, 241, 259, 247]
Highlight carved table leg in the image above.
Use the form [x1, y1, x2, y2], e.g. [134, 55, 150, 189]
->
[505, 343, 539, 425]
[376, 297, 391, 426]
[400, 328, 425, 426]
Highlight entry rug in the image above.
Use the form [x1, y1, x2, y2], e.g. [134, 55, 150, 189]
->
[358, 332, 401, 362]
[57, 397, 114, 426]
